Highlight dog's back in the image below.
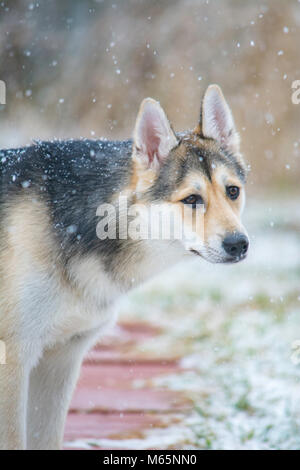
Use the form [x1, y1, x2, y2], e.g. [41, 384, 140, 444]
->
[0, 139, 133, 257]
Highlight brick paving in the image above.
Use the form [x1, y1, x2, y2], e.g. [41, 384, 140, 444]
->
[64, 322, 192, 450]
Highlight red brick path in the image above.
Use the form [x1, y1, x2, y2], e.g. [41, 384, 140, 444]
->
[64, 322, 192, 450]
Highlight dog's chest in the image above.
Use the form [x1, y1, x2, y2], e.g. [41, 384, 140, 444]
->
[19, 256, 122, 345]
[53, 284, 119, 342]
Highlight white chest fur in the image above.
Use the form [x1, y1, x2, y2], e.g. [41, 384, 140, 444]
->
[18, 255, 122, 349]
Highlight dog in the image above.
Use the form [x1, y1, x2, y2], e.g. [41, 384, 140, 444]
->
[0, 84, 249, 449]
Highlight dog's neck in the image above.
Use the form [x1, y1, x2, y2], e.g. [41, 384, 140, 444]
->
[110, 238, 186, 291]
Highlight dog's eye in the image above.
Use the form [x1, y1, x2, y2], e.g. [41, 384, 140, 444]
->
[181, 194, 204, 208]
[226, 185, 240, 200]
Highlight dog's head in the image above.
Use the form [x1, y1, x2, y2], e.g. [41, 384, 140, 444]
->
[131, 84, 249, 264]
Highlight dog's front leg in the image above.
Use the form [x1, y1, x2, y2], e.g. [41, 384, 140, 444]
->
[27, 330, 99, 450]
[0, 342, 30, 450]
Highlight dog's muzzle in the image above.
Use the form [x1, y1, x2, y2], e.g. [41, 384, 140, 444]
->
[222, 232, 249, 260]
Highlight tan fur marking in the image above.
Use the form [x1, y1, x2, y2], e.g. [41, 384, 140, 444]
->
[163, 165, 245, 248]
[205, 165, 245, 242]
[131, 150, 158, 194]
[0, 196, 58, 338]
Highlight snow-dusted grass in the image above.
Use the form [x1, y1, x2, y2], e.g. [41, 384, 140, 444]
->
[117, 196, 300, 449]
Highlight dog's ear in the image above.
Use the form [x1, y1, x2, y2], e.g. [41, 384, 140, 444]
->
[200, 84, 240, 154]
[133, 98, 178, 171]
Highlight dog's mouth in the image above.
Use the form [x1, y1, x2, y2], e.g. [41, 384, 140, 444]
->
[223, 254, 248, 264]
[190, 249, 201, 257]
[189, 248, 247, 264]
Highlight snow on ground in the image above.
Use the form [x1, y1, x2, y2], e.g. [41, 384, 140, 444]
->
[116, 195, 300, 449]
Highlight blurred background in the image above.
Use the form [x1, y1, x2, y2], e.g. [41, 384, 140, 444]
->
[1, 0, 300, 190]
[1, 0, 300, 450]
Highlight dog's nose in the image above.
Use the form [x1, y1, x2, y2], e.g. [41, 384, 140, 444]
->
[222, 232, 249, 258]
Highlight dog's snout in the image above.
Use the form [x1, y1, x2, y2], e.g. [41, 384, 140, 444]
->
[222, 232, 249, 259]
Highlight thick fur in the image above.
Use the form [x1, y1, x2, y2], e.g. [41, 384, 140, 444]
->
[0, 85, 248, 449]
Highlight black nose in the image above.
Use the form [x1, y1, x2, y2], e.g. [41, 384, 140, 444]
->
[222, 232, 249, 258]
